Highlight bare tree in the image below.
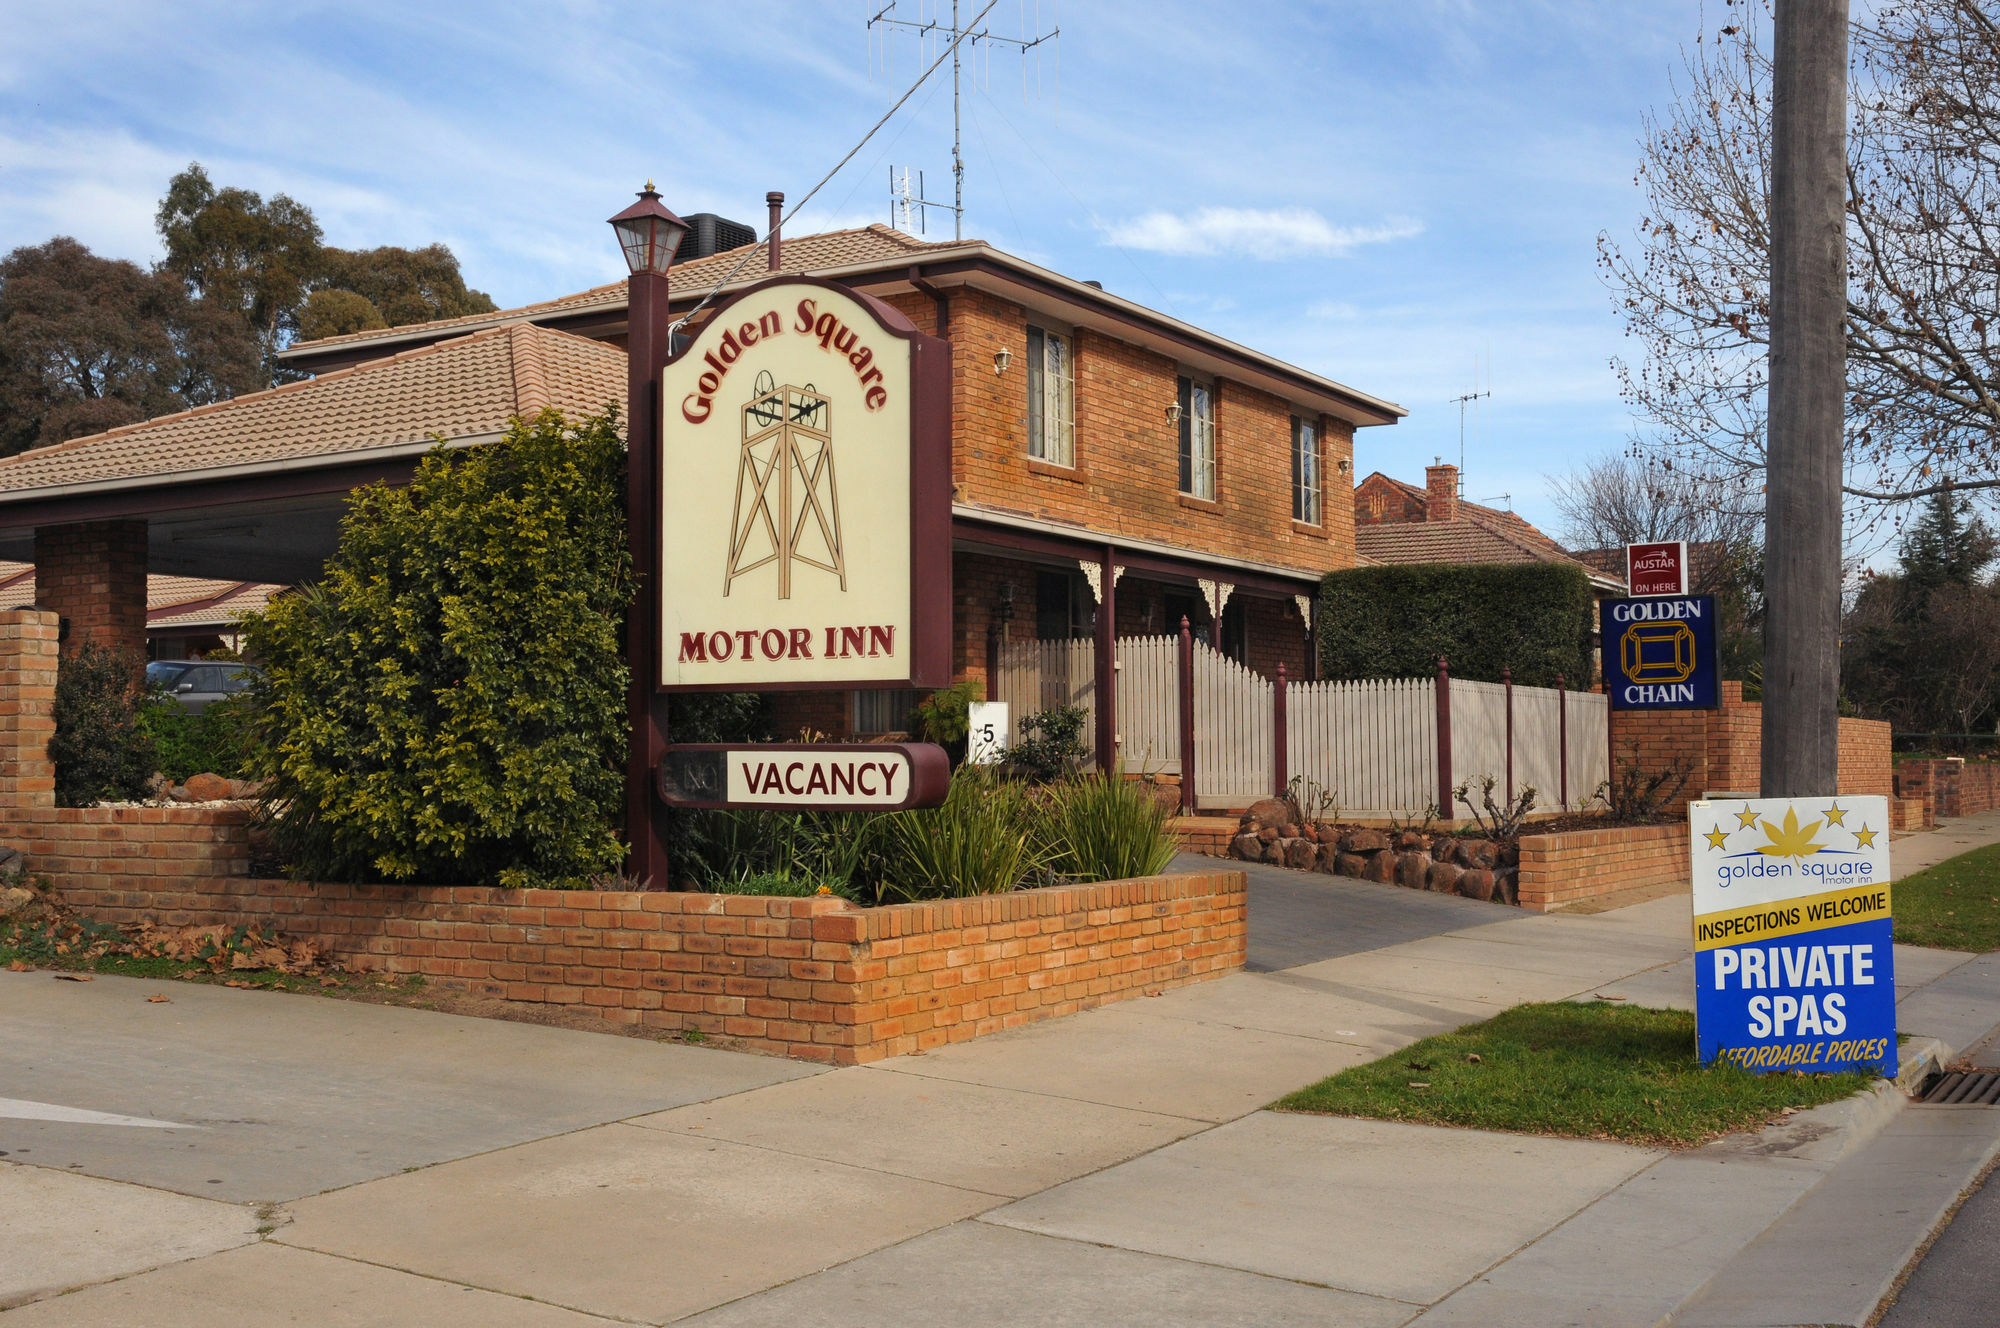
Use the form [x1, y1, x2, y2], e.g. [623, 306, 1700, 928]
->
[1602, 0, 2000, 525]
[1547, 455, 1763, 571]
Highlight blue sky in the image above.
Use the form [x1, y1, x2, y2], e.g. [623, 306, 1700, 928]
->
[0, 0, 1704, 539]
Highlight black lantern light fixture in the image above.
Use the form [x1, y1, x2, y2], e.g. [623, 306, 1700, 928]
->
[608, 180, 691, 278]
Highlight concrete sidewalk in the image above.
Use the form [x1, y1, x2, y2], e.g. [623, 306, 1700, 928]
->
[5, 817, 2000, 1325]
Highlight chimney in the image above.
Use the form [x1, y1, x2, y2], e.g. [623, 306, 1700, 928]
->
[1425, 461, 1459, 522]
[766, 191, 784, 272]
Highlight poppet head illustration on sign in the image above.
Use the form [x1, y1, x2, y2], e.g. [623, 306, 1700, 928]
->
[725, 370, 847, 600]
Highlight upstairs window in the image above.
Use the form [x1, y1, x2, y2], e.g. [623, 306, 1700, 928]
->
[1026, 325, 1075, 467]
[1178, 376, 1216, 501]
[1292, 415, 1321, 526]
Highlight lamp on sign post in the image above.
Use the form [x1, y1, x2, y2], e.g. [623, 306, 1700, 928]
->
[609, 181, 690, 888]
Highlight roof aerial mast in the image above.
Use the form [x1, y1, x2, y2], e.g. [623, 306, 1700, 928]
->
[868, 0, 1059, 240]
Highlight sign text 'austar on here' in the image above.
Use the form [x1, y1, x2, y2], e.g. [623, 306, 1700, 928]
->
[1690, 795, 1896, 1076]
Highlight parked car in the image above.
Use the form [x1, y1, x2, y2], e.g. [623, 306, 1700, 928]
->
[146, 660, 260, 715]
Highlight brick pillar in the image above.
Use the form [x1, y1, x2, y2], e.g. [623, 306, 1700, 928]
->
[0, 608, 60, 817]
[33, 520, 148, 657]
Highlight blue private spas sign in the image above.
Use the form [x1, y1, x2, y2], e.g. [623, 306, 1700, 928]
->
[1690, 795, 1896, 1077]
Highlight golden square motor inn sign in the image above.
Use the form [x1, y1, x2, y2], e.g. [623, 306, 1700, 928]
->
[1691, 795, 1896, 1076]
[659, 276, 951, 691]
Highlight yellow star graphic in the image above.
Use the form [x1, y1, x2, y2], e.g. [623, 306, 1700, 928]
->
[1705, 825, 1730, 850]
[1823, 802, 1848, 826]
[1734, 803, 1760, 829]
[1853, 824, 1878, 848]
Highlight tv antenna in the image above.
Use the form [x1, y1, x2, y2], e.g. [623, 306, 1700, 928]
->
[867, 0, 1059, 240]
[1448, 373, 1491, 500]
[888, 166, 952, 235]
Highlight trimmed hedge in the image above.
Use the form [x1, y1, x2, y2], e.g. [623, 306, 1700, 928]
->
[1317, 562, 1594, 687]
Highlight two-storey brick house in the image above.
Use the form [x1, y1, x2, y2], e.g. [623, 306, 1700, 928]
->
[0, 216, 1404, 764]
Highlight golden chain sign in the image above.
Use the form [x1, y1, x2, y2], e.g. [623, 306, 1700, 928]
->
[659, 276, 951, 691]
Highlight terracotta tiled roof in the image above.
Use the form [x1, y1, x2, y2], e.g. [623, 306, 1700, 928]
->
[1362, 473, 1566, 555]
[0, 562, 285, 627]
[1355, 518, 1622, 587]
[283, 224, 952, 356]
[0, 322, 624, 496]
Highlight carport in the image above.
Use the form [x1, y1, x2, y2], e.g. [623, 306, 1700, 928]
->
[0, 322, 625, 653]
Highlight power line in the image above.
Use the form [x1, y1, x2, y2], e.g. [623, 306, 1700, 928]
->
[669, 0, 1003, 337]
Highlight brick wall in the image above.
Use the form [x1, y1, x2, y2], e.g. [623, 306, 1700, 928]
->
[1354, 472, 1426, 526]
[940, 288, 1355, 577]
[1896, 758, 2000, 818]
[1515, 822, 1691, 912]
[0, 610, 57, 806]
[31, 521, 148, 656]
[1612, 682, 1893, 810]
[51, 870, 1246, 1064]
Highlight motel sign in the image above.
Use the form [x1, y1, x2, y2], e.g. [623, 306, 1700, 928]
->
[1600, 595, 1719, 710]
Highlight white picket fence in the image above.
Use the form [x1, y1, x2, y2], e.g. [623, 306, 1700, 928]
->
[990, 635, 1607, 817]
[1287, 676, 1440, 818]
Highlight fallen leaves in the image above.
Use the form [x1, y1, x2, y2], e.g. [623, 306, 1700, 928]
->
[5, 959, 29, 972]
[146, 994, 171, 1004]
[53, 973, 92, 982]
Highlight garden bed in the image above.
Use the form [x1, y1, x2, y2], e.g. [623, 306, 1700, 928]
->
[47, 867, 1247, 1064]
[1212, 797, 1692, 912]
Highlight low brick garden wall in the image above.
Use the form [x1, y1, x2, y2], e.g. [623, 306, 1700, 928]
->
[50, 869, 1246, 1064]
[1515, 823, 1690, 911]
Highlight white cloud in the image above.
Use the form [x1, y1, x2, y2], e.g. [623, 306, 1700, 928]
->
[1100, 207, 1423, 260]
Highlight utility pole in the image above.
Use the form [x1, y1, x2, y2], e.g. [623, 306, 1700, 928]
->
[1762, 0, 1849, 797]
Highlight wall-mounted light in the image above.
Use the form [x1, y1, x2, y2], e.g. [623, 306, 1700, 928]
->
[993, 346, 1013, 374]
[1337, 457, 1351, 473]
[1164, 401, 1183, 425]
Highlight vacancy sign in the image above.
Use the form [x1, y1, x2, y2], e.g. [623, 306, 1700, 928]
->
[1627, 541, 1689, 597]
[1690, 795, 1896, 1076]
[655, 743, 949, 811]
[659, 275, 951, 691]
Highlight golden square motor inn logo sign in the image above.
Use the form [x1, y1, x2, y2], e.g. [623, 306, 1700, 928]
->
[1691, 795, 1896, 1076]
[659, 277, 951, 691]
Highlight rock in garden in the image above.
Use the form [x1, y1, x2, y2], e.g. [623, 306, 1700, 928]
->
[1256, 824, 1281, 844]
[1497, 843, 1521, 869]
[1457, 869, 1496, 901]
[1263, 838, 1288, 865]
[184, 772, 232, 802]
[1284, 838, 1319, 871]
[1245, 797, 1290, 827]
[1, 885, 33, 915]
[1459, 840, 1499, 870]
[1395, 852, 1431, 889]
[1394, 830, 1427, 852]
[0, 846, 22, 876]
[1493, 867, 1519, 904]
[1361, 850, 1397, 882]
[1333, 852, 1366, 877]
[1425, 861, 1463, 893]
[166, 785, 195, 803]
[1313, 848, 1340, 874]
[1229, 834, 1262, 861]
[1277, 822, 1300, 841]
[1342, 828, 1388, 853]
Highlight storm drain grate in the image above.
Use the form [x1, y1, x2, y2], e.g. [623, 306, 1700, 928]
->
[1919, 1072, 2000, 1105]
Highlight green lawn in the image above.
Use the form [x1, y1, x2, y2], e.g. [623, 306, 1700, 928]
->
[1892, 844, 2000, 952]
[1275, 1002, 1872, 1148]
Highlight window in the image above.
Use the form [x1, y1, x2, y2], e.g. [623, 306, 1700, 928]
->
[1036, 570, 1093, 640]
[1178, 376, 1216, 500]
[1026, 325, 1075, 466]
[1292, 415, 1321, 525]
[851, 689, 921, 735]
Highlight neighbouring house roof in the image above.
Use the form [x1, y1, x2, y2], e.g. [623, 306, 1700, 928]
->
[278, 223, 1405, 428]
[0, 322, 624, 501]
[1352, 475, 1625, 593]
[0, 562, 285, 631]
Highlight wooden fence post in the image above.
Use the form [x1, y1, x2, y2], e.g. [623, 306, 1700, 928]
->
[1178, 616, 1196, 814]
[1556, 672, 1569, 809]
[1435, 655, 1453, 818]
[1274, 662, 1289, 796]
[1503, 665, 1514, 803]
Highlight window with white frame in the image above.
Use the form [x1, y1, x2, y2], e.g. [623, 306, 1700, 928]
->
[1292, 415, 1321, 525]
[1026, 325, 1075, 467]
[1178, 376, 1216, 500]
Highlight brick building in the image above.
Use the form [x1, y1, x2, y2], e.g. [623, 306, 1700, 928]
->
[0, 218, 1403, 760]
[1352, 462, 1624, 597]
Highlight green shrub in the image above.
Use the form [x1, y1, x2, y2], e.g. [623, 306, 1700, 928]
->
[1040, 773, 1179, 882]
[1317, 562, 1595, 687]
[244, 410, 629, 888]
[913, 680, 980, 758]
[50, 643, 153, 807]
[700, 871, 839, 898]
[138, 691, 259, 783]
[877, 769, 1045, 901]
[1005, 703, 1089, 781]
[675, 808, 888, 896]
